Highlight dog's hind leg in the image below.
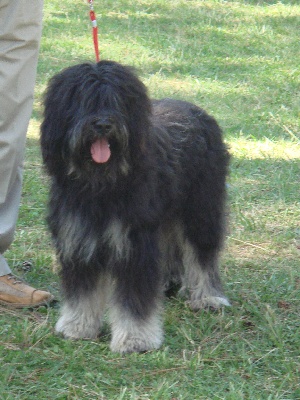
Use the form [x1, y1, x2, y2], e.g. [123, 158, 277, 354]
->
[108, 229, 164, 353]
[179, 150, 230, 309]
[180, 238, 230, 310]
[55, 273, 111, 339]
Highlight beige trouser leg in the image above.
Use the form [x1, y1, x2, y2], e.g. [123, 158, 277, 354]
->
[0, 1, 43, 276]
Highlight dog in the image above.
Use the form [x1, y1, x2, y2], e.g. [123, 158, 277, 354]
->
[40, 60, 230, 353]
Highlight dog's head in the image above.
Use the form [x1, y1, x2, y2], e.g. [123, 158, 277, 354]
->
[40, 61, 152, 184]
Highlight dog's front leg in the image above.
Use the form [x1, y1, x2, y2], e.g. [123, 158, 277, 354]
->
[109, 229, 164, 353]
[56, 272, 111, 339]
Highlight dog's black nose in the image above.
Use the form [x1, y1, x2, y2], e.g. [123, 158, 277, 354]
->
[93, 118, 113, 133]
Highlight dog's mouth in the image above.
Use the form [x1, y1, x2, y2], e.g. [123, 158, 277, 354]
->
[70, 116, 129, 170]
[90, 137, 111, 163]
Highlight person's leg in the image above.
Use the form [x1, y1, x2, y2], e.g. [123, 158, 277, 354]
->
[0, 167, 23, 276]
[0, 0, 53, 306]
[0, 256, 11, 276]
[0, 0, 43, 254]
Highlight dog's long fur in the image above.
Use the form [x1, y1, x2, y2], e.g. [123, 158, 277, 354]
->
[41, 60, 230, 353]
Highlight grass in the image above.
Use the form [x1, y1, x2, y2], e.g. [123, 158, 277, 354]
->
[1, 0, 299, 398]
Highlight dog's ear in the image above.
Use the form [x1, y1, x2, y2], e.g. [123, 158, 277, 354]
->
[40, 68, 79, 176]
[105, 63, 153, 158]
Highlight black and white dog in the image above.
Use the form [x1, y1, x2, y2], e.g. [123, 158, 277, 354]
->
[41, 60, 230, 353]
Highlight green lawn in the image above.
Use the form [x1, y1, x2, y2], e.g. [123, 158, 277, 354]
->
[1, 0, 299, 399]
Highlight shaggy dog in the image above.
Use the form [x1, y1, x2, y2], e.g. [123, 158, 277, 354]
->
[40, 60, 230, 353]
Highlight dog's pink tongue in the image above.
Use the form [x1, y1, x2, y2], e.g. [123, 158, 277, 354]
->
[91, 138, 111, 163]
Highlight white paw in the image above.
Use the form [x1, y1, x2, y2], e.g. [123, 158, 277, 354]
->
[55, 313, 100, 339]
[189, 295, 231, 310]
[109, 311, 164, 353]
[110, 334, 163, 354]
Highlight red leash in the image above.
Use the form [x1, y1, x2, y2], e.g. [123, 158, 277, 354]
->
[88, 0, 100, 62]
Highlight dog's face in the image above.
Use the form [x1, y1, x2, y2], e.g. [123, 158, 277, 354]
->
[67, 106, 130, 179]
[41, 61, 152, 184]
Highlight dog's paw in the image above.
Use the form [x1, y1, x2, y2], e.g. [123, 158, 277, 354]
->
[188, 295, 231, 311]
[55, 314, 100, 339]
[110, 334, 162, 354]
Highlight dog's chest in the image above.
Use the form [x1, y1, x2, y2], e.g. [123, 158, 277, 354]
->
[101, 219, 131, 261]
[58, 211, 131, 264]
